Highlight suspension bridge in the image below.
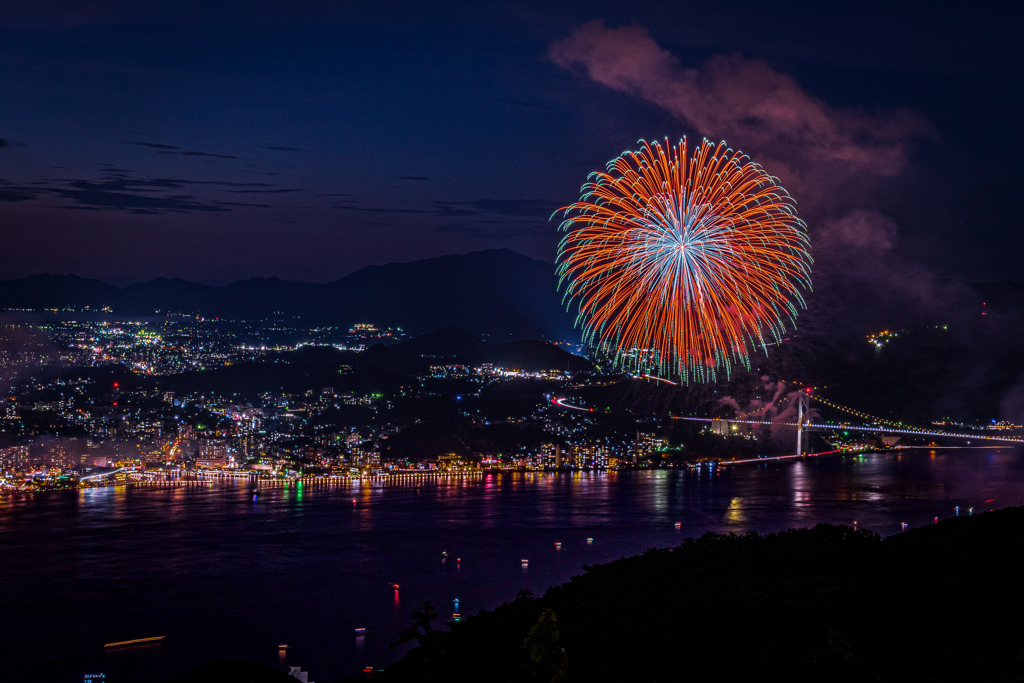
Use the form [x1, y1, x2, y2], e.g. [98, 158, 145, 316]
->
[677, 391, 1024, 453]
[552, 385, 1024, 455]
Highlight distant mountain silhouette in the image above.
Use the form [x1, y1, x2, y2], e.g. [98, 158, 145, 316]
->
[394, 327, 490, 359]
[0, 273, 118, 309]
[356, 344, 429, 375]
[393, 327, 593, 372]
[487, 339, 592, 372]
[0, 250, 578, 340]
[313, 250, 573, 340]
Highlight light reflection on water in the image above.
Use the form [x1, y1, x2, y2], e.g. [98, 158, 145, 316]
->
[1, 448, 1023, 682]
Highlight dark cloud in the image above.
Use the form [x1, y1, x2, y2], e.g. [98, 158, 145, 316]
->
[126, 140, 241, 159]
[71, 177, 182, 191]
[49, 184, 233, 213]
[435, 198, 560, 217]
[0, 191, 37, 202]
[400, 176, 429, 181]
[189, 180, 275, 188]
[125, 141, 181, 150]
[219, 201, 271, 208]
[225, 188, 302, 194]
[178, 150, 241, 160]
[48, 175, 274, 192]
[327, 198, 560, 224]
[4, 169, 289, 213]
[332, 203, 429, 214]
[0, 139, 9, 148]
[261, 145, 302, 152]
[0, 180, 40, 202]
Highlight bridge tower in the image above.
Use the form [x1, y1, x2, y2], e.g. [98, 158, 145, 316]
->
[796, 391, 810, 456]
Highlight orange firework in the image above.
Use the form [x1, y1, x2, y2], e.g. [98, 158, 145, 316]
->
[556, 138, 812, 382]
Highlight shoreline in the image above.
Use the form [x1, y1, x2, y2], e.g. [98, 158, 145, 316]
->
[4, 446, 1013, 498]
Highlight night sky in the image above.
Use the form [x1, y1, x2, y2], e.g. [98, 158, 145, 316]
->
[2, 1, 1021, 286]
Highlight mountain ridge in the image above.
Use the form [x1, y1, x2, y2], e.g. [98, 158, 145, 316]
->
[0, 249, 578, 340]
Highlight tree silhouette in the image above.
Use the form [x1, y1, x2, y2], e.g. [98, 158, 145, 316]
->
[521, 608, 568, 683]
[390, 602, 439, 649]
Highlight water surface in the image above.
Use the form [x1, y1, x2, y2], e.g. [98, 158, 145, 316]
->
[2, 448, 1022, 682]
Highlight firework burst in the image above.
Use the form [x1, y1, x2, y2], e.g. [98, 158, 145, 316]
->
[556, 138, 812, 382]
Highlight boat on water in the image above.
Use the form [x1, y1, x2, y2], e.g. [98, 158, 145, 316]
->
[104, 636, 165, 648]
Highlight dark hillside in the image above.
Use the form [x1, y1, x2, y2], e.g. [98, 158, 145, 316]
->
[158, 363, 407, 398]
[487, 339, 593, 373]
[0, 273, 117, 308]
[394, 327, 489, 359]
[362, 507, 1024, 683]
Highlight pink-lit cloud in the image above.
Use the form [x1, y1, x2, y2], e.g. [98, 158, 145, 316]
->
[814, 210, 899, 272]
[550, 21, 929, 188]
[550, 20, 939, 305]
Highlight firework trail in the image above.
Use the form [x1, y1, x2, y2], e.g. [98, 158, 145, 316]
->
[556, 138, 812, 382]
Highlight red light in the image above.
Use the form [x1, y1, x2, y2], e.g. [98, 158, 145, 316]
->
[113, 382, 119, 388]
[805, 387, 812, 393]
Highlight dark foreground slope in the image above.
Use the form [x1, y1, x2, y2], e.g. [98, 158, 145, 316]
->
[360, 508, 1024, 683]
